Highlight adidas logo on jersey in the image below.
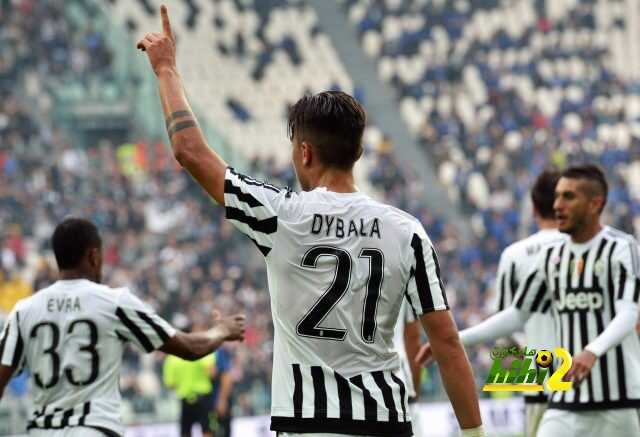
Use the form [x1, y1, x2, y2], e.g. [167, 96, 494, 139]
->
[556, 290, 603, 312]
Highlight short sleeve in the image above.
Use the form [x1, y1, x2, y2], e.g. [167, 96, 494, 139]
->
[0, 308, 24, 368]
[224, 167, 284, 256]
[512, 250, 551, 317]
[114, 289, 177, 353]
[612, 239, 640, 304]
[403, 224, 449, 317]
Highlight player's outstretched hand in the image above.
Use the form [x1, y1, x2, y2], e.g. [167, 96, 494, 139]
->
[415, 342, 435, 367]
[566, 349, 597, 385]
[217, 314, 246, 342]
[136, 4, 176, 76]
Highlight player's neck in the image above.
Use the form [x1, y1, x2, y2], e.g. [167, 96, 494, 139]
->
[313, 168, 357, 193]
[536, 217, 556, 230]
[59, 269, 94, 282]
[571, 220, 603, 244]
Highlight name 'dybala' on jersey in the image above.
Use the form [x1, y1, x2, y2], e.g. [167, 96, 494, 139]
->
[311, 214, 381, 239]
[47, 296, 82, 313]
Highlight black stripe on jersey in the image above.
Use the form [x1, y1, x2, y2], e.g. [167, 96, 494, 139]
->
[552, 245, 563, 301]
[226, 207, 278, 234]
[311, 366, 327, 419]
[530, 282, 548, 312]
[498, 270, 507, 311]
[136, 311, 171, 343]
[389, 372, 408, 422]
[228, 167, 281, 193]
[270, 417, 413, 436]
[0, 322, 10, 363]
[334, 371, 353, 420]
[372, 371, 398, 422]
[292, 364, 303, 418]
[248, 236, 272, 256]
[11, 312, 23, 367]
[618, 265, 627, 299]
[540, 299, 551, 313]
[43, 409, 58, 429]
[543, 246, 553, 284]
[607, 242, 618, 318]
[78, 402, 91, 426]
[616, 345, 627, 400]
[634, 278, 640, 303]
[224, 179, 264, 207]
[115, 308, 154, 353]
[350, 374, 377, 421]
[593, 240, 610, 401]
[578, 309, 594, 403]
[514, 271, 537, 310]
[431, 247, 449, 307]
[509, 262, 518, 302]
[410, 234, 435, 312]
[566, 251, 574, 291]
[61, 407, 74, 428]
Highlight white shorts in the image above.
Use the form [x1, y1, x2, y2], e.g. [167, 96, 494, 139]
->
[525, 403, 547, 437]
[537, 408, 640, 437]
[29, 427, 111, 437]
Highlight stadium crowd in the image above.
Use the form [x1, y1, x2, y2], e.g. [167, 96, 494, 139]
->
[1, 0, 640, 425]
[344, 0, 640, 243]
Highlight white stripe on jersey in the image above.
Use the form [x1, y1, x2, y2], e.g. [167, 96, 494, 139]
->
[0, 279, 175, 435]
[514, 226, 640, 410]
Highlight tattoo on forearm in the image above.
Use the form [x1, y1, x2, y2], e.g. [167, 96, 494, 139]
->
[168, 120, 198, 137]
[165, 110, 197, 138]
[165, 110, 192, 129]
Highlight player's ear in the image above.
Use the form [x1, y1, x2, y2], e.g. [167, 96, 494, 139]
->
[87, 247, 102, 269]
[301, 141, 312, 167]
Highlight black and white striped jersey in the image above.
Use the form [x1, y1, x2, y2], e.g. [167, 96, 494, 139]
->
[0, 279, 175, 436]
[513, 226, 640, 410]
[224, 168, 448, 436]
[495, 229, 566, 403]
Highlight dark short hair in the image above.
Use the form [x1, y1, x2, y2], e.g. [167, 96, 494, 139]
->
[287, 91, 366, 170]
[52, 218, 102, 270]
[531, 169, 560, 219]
[561, 164, 608, 211]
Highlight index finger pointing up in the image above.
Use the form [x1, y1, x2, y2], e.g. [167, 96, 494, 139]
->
[160, 5, 174, 40]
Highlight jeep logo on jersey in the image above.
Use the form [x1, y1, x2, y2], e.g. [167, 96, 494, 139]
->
[556, 290, 604, 312]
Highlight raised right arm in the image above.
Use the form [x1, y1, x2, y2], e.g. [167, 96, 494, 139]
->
[137, 5, 228, 204]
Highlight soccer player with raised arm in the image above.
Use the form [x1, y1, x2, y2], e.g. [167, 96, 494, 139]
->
[136, 5, 484, 437]
[0, 218, 245, 437]
[418, 164, 640, 437]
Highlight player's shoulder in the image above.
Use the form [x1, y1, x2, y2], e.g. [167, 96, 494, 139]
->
[501, 230, 566, 266]
[603, 226, 638, 245]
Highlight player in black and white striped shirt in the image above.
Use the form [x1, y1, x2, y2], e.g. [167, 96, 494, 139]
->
[137, 6, 485, 436]
[0, 218, 245, 437]
[418, 164, 640, 437]
[493, 170, 565, 436]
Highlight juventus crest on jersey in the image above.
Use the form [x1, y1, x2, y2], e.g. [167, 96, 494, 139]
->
[495, 228, 566, 403]
[513, 226, 640, 410]
[224, 168, 448, 436]
[0, 279, 175, 436]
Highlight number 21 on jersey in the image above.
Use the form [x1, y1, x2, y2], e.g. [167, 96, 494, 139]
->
[296, 246, 383, 343]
